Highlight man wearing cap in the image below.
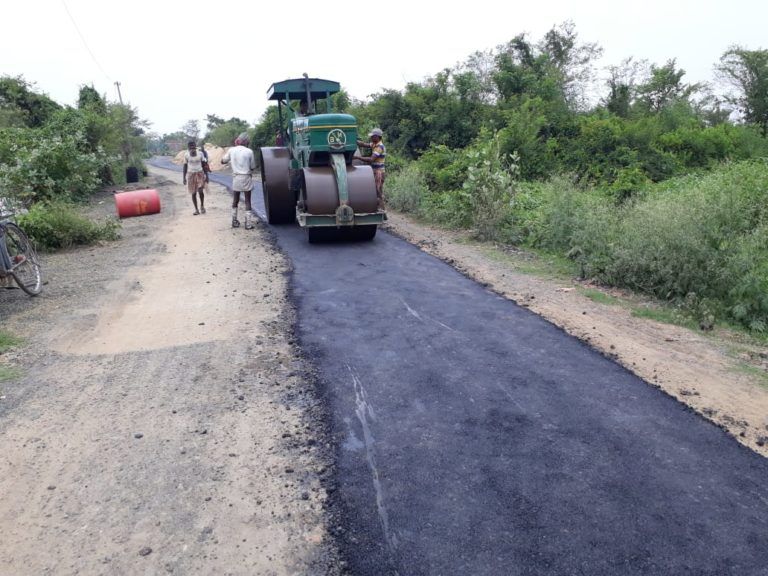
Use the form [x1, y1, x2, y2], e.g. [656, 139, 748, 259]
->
[355, 128, 387, 209]
[221, 132, 256, 229]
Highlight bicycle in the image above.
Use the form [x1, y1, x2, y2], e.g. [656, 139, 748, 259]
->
[0, 214, 42, 296]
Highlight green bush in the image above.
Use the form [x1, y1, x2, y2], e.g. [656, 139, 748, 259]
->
[0, 127, 104, 205]
[410, 187, 470, 228]
[417, 144, 471, 193]
[462, 134, 517, 242]
[18, 201, 121, 251]
[409, 133, 520, 233]
[497, 98, 556, 180]
[386, 162, 428, 215]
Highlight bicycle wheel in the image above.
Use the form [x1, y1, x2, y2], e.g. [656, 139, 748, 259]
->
[3, 223, 42, 296]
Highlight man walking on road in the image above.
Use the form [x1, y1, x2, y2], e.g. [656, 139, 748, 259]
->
[221, 132, 256, 229]
[182, 140, 209, 215]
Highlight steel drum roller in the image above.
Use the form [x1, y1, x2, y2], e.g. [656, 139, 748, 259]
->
[260, 147, 294, 224]
[303, 165, 378, 215]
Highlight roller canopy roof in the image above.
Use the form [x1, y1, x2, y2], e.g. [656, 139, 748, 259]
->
[267, 78, 341, 101]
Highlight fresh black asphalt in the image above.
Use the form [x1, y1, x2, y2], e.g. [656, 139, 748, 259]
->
[150, 158, 768, 576]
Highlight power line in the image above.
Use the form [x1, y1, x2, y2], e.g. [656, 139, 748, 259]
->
[61, 0, 112, 82]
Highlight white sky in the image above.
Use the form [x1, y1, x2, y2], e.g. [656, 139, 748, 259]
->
[2, 0, 765, 136]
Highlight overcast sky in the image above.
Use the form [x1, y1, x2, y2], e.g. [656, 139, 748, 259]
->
[2, 0, 765, 136]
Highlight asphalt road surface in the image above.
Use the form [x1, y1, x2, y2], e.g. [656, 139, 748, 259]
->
[151, 158, 768, 576]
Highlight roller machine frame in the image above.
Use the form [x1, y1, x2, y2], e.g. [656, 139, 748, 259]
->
[259, 76, 386, 242]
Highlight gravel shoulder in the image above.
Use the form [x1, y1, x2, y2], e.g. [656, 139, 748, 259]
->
[0, 167, 340, 575]
[383, 213, 768, 457]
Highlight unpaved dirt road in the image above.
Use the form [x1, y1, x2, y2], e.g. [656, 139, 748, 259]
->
[0, 169, 339, 575]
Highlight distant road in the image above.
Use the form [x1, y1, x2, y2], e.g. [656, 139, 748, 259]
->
[150, 156, 768, 576]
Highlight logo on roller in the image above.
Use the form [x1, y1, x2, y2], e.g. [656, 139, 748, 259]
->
[327, 129, 347, 149]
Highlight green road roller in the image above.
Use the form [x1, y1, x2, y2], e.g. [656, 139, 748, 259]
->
[259, 75, 387, 242]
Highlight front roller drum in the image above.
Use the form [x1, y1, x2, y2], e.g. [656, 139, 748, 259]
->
[301, 166, 378, 242]
[259, 147, 294, 224]
[302, 165, 378, 215]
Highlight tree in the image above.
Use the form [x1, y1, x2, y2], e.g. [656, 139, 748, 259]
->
[493, 34, 554, 102]
[0, 75, 61, 127]
[603, 58, 646, 118]
[77, 85, 106, 113]
[182, 119, 200, 140]
[457, 50, 498, 104]
[205, 117, 250, 147]
[492, 23, 601, 121]
[206, 114, 224, 130]
[251, 107, 281, 150]
[716, 47, 768, 136]
[539, 21, 603, 110]
[636, 59, 701, 114]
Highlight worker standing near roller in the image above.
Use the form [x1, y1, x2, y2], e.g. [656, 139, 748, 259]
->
[354, 128, 386, 209]
[221, 132, 256, 229]
[182, 140, 208, 215]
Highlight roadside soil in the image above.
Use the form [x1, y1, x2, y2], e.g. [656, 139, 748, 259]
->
[0, 167, 340, 575]
[383, 213, 768, 458]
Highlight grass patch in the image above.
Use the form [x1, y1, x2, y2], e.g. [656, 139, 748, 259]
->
[631, 306, 699, 330]
[732, 362, 768, 389]
[0, 365, 20, 381]
[480, 245, 576, 280]
[580, 288, 622, 306]
[0, 330, 22, 382]
[0, 330, 22, 353]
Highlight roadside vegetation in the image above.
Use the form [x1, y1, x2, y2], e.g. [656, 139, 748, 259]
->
[0, 78, 144, 249]
[256, 22, 768, 333]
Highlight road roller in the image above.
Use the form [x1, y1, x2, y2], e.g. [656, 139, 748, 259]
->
[259, 76, 387, 242]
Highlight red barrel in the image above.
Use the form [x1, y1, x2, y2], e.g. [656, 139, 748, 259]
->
[114, 189, 161, 218]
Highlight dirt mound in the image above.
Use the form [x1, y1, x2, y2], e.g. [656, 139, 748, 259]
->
[172, 144, 229, 171]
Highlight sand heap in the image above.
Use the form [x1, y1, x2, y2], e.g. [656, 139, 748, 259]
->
[172, 144, 229, 171]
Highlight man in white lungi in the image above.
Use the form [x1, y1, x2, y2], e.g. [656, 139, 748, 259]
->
[221, 132, 256, 229]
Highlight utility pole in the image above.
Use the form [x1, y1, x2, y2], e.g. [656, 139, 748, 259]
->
[113, 81, 132, 176]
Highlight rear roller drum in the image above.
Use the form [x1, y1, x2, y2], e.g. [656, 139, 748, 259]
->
[259, 147, 295, 224]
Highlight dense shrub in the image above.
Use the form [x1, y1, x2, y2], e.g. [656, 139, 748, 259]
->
[385, 163, 427, 215]
[513, 160, 768, 330]
[417, 144, 471, 193]
[0, 127, 105, 205]
[462, 134, 517, 241]
[18, 201, 121, 251]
